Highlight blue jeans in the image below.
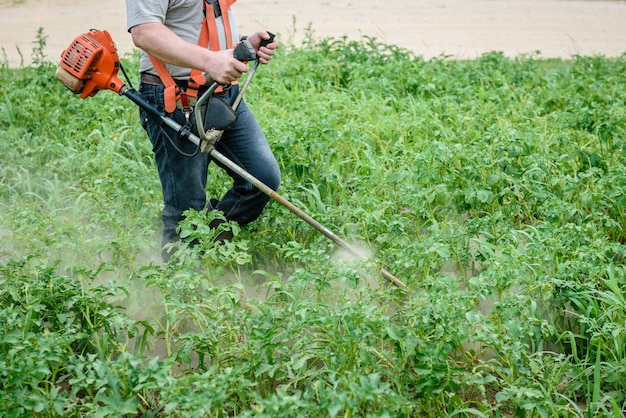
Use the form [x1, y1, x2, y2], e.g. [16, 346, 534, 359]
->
[138, 82, 280, 257]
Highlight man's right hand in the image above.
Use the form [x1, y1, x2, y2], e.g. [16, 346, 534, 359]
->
[203, 49, 249, 84]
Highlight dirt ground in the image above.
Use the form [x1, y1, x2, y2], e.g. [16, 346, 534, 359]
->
[1, 0, 625, 67]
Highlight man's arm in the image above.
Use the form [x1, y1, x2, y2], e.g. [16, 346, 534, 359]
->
[130, 22, 248, 84]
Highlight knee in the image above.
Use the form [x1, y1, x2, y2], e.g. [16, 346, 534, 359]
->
[267, 157, 281, 191]
[254, 160, 280, 192]
[267, 168, 281, 192]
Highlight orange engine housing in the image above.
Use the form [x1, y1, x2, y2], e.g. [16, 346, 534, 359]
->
[57, 29, 125, 98]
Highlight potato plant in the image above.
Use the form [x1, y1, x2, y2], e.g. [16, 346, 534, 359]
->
[1, 32, 625, 416]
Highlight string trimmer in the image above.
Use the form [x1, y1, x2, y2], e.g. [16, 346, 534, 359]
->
[55, 29, 406, 288]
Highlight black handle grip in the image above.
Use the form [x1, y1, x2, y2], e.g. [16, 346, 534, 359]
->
[260, 31, 275, 48]
[234, 32, 275, 62]
[234, 40, 256, 62]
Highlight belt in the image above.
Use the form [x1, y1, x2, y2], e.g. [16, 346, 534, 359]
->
[140, 73, 231, 95]
[140, 72, 169, 86]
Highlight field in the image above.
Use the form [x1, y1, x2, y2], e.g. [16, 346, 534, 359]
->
[1, 32, 625, 416]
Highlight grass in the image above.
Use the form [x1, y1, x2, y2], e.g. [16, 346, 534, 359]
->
[0, 31, 625, 416]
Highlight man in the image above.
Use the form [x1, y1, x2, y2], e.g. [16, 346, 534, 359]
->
[126, 0, 281, 261]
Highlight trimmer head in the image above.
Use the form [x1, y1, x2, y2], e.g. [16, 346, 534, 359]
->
[56, 29, 125, 98]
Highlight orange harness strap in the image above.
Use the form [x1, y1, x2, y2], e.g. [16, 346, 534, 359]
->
[149, 0, 237, 113]
[149, 56, 183, 114]
[218, 0, 234, 50]
[185, 16, 210, 105]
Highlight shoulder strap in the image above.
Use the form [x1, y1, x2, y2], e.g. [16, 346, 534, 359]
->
[149, 0, 238, 111]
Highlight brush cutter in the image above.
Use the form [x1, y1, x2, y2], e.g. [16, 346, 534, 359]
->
[55, 29, 406, 288]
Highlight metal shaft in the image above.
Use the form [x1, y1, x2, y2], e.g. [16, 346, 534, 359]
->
[206, 145, 407, 288]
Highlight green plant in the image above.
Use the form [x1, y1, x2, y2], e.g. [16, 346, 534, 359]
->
[1, 35, 625, 416]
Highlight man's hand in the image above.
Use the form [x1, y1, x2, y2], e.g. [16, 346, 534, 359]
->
[245, 31, 279, 64]
[203, 49, 249, 84]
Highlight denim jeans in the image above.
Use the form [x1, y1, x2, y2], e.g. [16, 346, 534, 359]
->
[138, 82, 280, 257]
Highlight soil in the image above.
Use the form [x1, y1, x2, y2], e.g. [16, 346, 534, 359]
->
[1, 0, 625, 67]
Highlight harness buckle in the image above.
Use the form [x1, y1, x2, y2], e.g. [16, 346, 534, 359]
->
[177, 91, 194, 124]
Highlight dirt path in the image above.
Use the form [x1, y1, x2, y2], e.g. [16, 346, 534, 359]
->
[1, 0, 625, 67]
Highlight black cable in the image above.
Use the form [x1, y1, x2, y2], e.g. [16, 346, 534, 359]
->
[119, 62, 135, 91]
[162, 125, 201, 158]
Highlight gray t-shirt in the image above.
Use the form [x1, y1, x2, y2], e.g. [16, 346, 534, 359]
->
[126, 0, 239, 79]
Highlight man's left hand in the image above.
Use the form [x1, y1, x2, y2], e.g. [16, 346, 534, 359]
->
[246, 31, 278, 64]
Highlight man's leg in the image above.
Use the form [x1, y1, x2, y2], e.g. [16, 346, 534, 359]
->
[211, 87, 281, 225]
[140, 83, 210, 260]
